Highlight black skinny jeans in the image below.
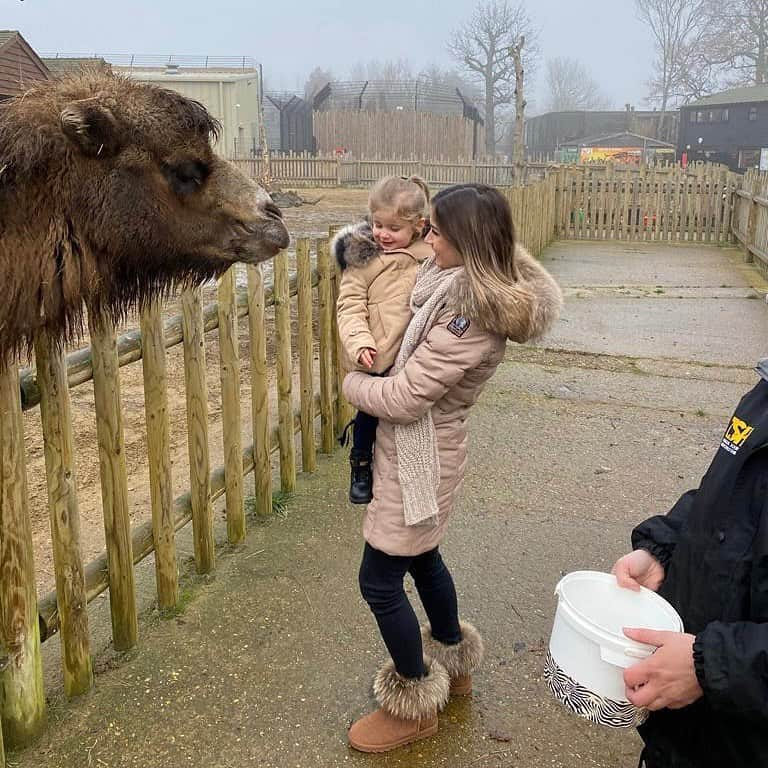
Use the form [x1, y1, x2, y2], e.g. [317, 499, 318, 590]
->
[358, 542, 462, 679]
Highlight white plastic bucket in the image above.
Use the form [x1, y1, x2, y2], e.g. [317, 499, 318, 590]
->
[544, 570, 683, 728]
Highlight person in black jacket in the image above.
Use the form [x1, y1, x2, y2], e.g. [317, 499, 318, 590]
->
[612, 359, 768, 768]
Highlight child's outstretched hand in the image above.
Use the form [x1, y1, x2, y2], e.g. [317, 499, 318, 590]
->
[358, 348, 377, 369]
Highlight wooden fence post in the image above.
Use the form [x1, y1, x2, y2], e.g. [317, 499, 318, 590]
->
[140, 300, 178, 609]
[317, 238, 336, 454]
[329, 226, 355, 433]
[296, 239, 317, 473]
[746, 190, 758, 264]
[0, 364, 46, 747]
[181, 288, 214, 574]
[217, 268, 245, 545]
[33, 330, 93, 697]
[274, 251, 297, 493]
[88, 311, 138, 651]
[247, 265, 272, 516]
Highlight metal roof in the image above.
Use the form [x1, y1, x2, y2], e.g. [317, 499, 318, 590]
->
[686, 85, 768, 107]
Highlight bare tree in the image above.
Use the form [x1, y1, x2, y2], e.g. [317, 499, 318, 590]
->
[636, 0, 711, 133]
[448, 0, 539, 155]
[705, 0, 768, 85]
[304, 67, 333, 101]
[349, 59, 414, 82]
[545, 57, 613, 111]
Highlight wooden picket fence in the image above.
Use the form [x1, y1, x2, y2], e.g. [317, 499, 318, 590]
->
[732, 168, 768, 277]
[555, 164, 740, 242]
[231, 154, 540, 188]
[0, 235, 353, 756]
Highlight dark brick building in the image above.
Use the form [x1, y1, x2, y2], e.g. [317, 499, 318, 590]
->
[679, 85, 768, 171]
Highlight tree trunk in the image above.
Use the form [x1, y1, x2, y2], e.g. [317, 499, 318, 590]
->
[485, 78, 496, 156]
[511, 38, 526, 175]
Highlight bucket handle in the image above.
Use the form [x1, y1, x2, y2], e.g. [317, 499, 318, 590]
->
[600, 644, 654, 669]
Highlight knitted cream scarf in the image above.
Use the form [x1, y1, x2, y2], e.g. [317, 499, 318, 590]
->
[391, 257, 464, 527]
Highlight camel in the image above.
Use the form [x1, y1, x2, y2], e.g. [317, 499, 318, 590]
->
[0, 71, 289, 363]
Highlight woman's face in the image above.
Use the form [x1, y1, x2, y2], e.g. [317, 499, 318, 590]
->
[425, 213, 463, 269]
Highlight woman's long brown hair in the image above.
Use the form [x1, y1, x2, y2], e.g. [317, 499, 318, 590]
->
[431, 184, 526, 329]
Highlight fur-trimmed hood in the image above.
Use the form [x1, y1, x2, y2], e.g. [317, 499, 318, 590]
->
[446, 244, 562, 343]
[332, 221, 431, 270]
[332, 221, 379, 270]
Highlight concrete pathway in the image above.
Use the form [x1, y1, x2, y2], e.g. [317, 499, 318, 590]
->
[10, 241, 767, 768]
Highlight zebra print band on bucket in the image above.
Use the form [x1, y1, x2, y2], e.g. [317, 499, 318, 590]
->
[544, 650, 649, 729]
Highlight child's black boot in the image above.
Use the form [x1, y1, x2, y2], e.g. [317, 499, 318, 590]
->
[349, 449, 373, 504]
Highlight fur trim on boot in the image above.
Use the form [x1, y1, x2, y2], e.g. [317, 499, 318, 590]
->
[420, 621, 484, 679]
[373, 658, 450, 721]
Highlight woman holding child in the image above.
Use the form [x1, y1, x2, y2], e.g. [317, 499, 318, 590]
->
[333, 178, 562, 752]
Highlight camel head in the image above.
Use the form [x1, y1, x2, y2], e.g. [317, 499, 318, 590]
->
[0, 71, 289, 360]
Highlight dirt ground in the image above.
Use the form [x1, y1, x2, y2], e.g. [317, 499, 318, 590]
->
[22, 187, 370, 597]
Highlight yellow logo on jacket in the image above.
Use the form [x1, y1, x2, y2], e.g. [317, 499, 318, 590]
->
[721, 417, 754, 455]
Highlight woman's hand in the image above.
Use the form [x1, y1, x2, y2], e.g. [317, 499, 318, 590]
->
[358, 348, 377, 369]
[612, 549, 665, 592]
[623, 629, 703, 710]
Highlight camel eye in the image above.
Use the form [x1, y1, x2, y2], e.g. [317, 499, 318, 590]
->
[163, 160, 209, 196]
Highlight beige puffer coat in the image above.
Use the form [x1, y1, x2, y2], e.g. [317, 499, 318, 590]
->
[342, 245, 563, 556]
[334, 223, 431, 374]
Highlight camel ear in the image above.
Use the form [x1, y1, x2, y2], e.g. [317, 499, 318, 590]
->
[60, 101, 122, 158]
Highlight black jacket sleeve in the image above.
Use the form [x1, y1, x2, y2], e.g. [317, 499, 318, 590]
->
[693, 621, 768, 720]
[631, 489, 697, 569]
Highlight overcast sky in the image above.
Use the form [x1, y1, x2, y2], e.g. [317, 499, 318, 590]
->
[6, 0, 655, 112]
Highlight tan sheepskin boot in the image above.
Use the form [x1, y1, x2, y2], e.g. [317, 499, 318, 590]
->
[348, 658, 450, 753]
[420, 620, 484, 697]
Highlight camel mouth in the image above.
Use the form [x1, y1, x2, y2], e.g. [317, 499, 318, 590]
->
[229, 217, 290, 264]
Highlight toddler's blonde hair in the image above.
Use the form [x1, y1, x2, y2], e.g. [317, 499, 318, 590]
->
[368, 175, 430, 229]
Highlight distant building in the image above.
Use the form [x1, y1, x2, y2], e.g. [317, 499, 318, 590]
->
[42, 54, 264, 158]
[0, 30, 49, 100]
[558, 132, 676, 165]
[525, 107, 678, 160]
[679, 85, 768, 171]
[41, 56, 111, 75]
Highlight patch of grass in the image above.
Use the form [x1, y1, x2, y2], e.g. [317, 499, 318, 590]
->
[271, 490, 293, 519]
[695, 408, 706, 417]
[158, 585, 197, 620]
[654, 286, 665, 294]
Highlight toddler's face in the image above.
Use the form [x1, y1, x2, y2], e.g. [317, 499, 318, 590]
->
[371, 208, 418, 251]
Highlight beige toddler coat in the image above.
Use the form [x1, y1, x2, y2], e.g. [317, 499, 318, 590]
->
[333, 222, 431, 374]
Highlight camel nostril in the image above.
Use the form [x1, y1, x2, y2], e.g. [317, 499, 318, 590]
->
[264, 201, 283, 221]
